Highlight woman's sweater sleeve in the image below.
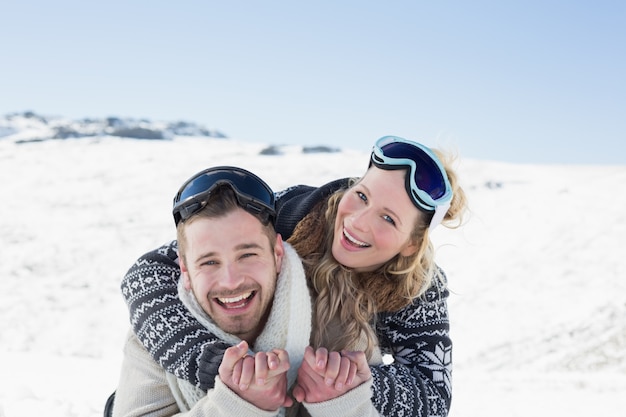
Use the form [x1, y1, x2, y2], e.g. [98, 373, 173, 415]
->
[370, 269, 453, 417]
[120, 240, 229, 391]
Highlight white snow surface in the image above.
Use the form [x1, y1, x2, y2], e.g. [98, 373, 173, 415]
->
[0, 136, 624, 417]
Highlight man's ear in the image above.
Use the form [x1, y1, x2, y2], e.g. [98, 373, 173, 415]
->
[274, 233, 285, 273]
[179, 257, 192, 290]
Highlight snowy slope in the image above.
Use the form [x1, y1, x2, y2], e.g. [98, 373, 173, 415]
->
[0, 135, 624, 417]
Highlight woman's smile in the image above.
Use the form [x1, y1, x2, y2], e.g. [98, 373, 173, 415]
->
[332, 167, 419, 271]
[342, 227, 371, 248]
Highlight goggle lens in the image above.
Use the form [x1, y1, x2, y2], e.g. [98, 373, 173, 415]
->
[378, 141, 448, 200]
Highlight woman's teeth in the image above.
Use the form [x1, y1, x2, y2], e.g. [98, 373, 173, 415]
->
[344, 229, 370, 247]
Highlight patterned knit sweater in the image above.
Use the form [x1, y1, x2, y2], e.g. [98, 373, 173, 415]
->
[121, 179, 453, 417]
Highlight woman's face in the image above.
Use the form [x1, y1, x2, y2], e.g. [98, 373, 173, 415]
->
[332, 166, 421, 272]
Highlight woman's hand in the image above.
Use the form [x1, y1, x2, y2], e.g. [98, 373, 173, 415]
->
[293, 346, 371, 403]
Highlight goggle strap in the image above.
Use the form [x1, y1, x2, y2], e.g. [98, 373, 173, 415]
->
[429, 200, 450, 232]
[179, 201, 203, 222]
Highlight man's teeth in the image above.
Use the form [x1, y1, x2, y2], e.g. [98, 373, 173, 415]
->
[217, 292, 253, 304]
[344, 229, 370, 247]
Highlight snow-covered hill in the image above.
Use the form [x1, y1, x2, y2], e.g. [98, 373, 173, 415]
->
[0, 135, 624, 417]
[0, 111, 227, 143]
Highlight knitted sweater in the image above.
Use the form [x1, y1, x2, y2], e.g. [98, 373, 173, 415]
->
[114, 243, 380, 417]
[121, 179, 453, 417]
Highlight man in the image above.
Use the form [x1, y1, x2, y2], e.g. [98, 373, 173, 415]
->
[111, 166, 374, 417]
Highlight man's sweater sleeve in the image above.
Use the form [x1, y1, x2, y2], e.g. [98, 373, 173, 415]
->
[113, 331, 279, 417]
[304, 378, 381, 417]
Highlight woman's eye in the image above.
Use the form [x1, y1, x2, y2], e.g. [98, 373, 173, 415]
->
[382, 215, 396, 226]
[356, 191, 367, 202]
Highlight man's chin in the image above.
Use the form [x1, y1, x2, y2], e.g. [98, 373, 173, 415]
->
[215, 317, 257, 339]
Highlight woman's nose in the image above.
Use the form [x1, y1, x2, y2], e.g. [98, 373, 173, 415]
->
[350, 207, 370, 232]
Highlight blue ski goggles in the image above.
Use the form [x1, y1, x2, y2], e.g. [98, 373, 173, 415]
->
[370, 136, 453, 230]
[173, 166, 276, 226]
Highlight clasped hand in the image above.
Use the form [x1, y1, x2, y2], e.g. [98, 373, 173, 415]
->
[218, 342, 371, 411]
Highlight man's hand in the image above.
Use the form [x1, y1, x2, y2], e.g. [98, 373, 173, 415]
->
[292, 346, 372, 403]
[219, 341, 293, 411]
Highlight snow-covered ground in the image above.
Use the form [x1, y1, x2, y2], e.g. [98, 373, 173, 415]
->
[0, 136, 624, 416]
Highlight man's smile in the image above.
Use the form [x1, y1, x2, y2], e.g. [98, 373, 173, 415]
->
[214, 291, 256, 309]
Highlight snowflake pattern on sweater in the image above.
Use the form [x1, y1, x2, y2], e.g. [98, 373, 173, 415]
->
[372, 279, 452, 416]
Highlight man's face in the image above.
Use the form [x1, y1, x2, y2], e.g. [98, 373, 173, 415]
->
[180, 208, 283, 343]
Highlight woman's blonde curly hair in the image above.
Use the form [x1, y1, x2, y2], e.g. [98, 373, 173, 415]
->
[288, 149, 467, 359]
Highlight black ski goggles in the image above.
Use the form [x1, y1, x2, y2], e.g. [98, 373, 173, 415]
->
[172, 166, 276, 227]
[370, 136, 453, 230]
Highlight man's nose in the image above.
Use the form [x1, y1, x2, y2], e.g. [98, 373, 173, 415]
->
[219, 263, 245, 288]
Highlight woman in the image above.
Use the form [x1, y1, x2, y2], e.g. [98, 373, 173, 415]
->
[120, 135, 467, 416]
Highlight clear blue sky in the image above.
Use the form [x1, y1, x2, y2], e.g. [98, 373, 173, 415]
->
[2, 1, 625, 164]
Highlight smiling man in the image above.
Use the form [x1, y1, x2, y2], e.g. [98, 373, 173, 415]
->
[111, 166, 313, 416]
[178, 196, 280, 344]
